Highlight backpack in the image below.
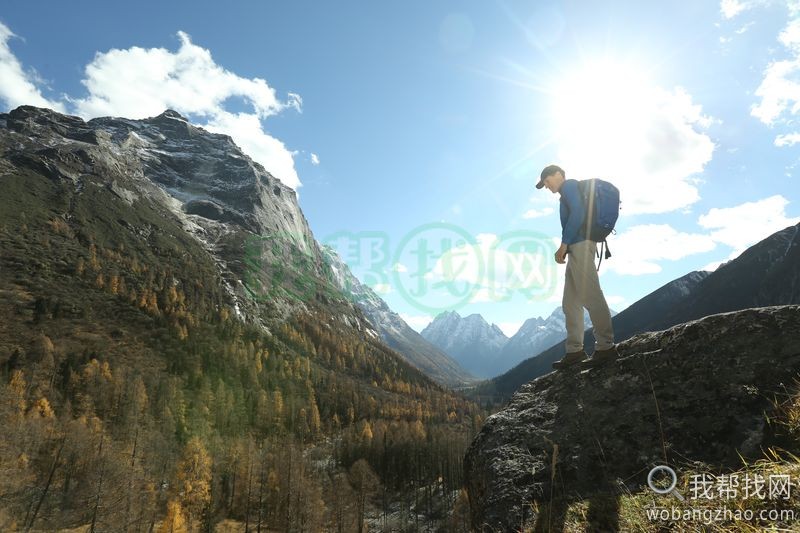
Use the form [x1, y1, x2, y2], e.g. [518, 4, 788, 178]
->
[577, 178, 620, 270]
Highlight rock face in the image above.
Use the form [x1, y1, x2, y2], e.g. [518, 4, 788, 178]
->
[4, 106, 313, 249]
[0, 105, 378, 333]
[463, 305, 800, 532]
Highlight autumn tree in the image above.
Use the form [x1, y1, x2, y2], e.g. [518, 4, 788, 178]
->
[349, 459, 380, 533]
[158, 499, 188, 533]
[174, 437, 212, 527]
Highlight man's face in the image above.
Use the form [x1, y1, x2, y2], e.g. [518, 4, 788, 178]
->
[543, 171, 564, 193]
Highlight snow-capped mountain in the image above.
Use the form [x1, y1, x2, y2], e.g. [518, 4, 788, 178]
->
[421, 307, 616, 378]
[420, 311, 509, 378]
[497, 307, 569, 371]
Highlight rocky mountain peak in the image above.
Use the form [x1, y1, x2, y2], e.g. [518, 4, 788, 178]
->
[156, 109, 189, 121]
[3, 105, 309, 249]
[421, 310, 509, 378]
[0, 105, 377, 330]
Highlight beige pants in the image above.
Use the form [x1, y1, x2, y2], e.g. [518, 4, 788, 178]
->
[563, 240, 615, 353]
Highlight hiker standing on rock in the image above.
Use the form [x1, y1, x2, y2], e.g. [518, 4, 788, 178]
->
[535, 164, 619, 369]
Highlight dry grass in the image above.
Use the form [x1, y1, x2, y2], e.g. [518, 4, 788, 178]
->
[521, 380, 800, 532]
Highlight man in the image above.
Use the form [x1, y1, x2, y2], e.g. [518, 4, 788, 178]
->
[535, 164, 618, 369]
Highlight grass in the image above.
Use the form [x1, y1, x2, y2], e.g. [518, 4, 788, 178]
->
[520, 380, 800, 532]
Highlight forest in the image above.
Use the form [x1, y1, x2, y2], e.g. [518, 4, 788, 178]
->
[0, 174, 486, 531]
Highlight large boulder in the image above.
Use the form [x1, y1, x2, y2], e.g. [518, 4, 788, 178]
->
[463, 305, 800, 531]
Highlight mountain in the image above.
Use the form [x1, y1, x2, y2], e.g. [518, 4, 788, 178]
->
[421, 307, 599, 379]
[497, 306, 583, 373]
[0, 106, 482, 531]
[420, 311, 509, 378]
[463, 305, 800, 531]
[477, 222, 800, 400]
[318, 244, 475, 386]
[656, 223, 799, 326]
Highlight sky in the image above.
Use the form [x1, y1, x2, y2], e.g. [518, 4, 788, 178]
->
[1, 1, 799, 338]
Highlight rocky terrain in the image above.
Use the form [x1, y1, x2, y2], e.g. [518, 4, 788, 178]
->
[463, 305, 800, 531]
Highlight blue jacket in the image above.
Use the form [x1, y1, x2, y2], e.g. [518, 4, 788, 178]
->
[559, 179, 586, 245]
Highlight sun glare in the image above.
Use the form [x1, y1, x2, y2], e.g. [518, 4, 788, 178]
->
[549, 59, 655, 171]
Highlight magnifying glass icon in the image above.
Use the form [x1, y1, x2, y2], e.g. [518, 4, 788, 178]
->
[648, 465, 685, 501]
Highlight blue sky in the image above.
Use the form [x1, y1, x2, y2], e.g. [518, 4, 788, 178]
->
[1, 1, 798, 337]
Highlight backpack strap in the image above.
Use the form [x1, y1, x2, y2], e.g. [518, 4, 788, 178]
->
[595, 239, 612, 271]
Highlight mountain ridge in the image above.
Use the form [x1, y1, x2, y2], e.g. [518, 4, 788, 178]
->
[420, 311, 508, 378]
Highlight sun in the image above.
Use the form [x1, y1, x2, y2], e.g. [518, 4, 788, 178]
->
[548, 59, 656, 172]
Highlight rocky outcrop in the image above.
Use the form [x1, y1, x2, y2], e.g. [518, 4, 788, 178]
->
[463, 305, 800, 532]
[0, 105, 380, 334]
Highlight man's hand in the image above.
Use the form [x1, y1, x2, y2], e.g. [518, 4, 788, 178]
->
[555, 243, 568, 264]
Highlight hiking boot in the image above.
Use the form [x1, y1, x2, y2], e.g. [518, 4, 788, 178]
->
[552, 350, 588, 370]
[581, 345, 619, 368]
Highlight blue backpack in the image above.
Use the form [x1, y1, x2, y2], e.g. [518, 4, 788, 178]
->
[577, 178, 620, 270]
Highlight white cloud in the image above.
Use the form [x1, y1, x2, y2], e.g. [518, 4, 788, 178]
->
[310, 153, 320, 165]
[751, 56, 800, 125]
[698, 195, 800, 256]
[0, 26, 303, 189]
[399, 312, 434, 332]
[750, 2, 800, 146]
[779, 16, 800, 49]
[74, 31, 289, 119]
[721, 0, 747, 18]
[392, 262, 408, 273]
[603, 224, 717, 275]
[0, 22, 65, 112]
[522, 207, 554, 219]
[601, 197, 798, 276]
[719, 0, 768, 19]
[775, 132, 800, 146]
[700, 248, 743, 272]
[701, 259, 724, 272]
[736, 21, 755, 34]
[551, 61, 715, 215]
[469, 286, 505, 303]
